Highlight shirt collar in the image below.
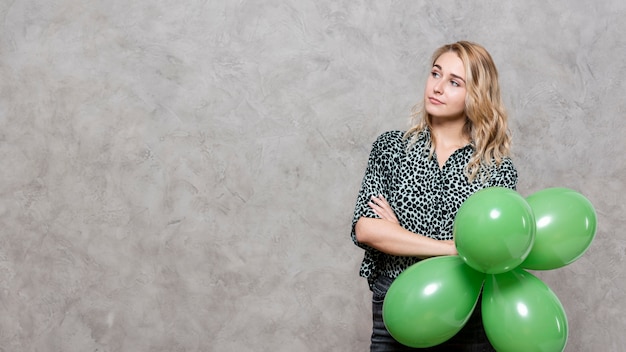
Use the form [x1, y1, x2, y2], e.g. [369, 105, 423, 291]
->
[408, 127, 475, 151]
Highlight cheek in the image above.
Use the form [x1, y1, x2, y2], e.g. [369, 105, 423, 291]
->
[423, 85, 431, 99]
[451, 92, 466, 107]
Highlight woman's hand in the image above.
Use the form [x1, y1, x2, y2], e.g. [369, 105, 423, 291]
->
[368, 194, 399, 225]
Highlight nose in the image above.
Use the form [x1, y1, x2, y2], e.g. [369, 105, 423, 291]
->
[433, 80, 443, 95]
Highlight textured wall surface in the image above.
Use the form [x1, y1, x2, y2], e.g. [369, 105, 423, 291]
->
[1, 0, 625, 351]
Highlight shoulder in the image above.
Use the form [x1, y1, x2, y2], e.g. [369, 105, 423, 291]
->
[488, 156, 518, 188]
[489, 156, 517, 175]
[372, 130, 407, 151]
[498, 157, 517, 172]
[374, 130, 405, 144]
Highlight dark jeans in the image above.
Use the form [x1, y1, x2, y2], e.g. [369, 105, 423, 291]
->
[370, 276, 495, 352]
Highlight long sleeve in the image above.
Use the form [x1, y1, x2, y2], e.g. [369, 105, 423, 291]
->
[349, 131, 405, 288]
[350, 132, 398, 249]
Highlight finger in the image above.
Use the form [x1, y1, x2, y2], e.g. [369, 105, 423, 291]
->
[368, 201, 390, 219]
[370, 195, 383, 206]
[376, 194, 393, 208]
[373, 196, 399, 223]
[368, 201, 386, 215]
[374, 196, 393, 213]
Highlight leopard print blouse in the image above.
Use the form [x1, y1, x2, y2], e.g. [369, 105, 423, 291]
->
[351, 129, 518, 289]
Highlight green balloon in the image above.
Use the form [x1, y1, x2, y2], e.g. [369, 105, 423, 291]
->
[383, 256, 485, 348]
[482, 269, 568, 352]
[454, 187, 536, 274]
[521, 187, 597, 270]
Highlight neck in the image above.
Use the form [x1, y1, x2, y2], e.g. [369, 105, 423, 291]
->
[431, 118, 469, 147]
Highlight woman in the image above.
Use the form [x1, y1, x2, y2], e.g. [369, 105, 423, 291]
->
[351, 41, 518, 351]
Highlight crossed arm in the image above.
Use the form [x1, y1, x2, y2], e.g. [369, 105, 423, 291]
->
[354, 195, 458, 258]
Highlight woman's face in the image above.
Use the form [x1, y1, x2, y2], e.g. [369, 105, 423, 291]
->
[424, 51, 467, 121]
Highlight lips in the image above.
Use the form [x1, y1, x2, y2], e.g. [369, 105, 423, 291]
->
[428, 97, 444, 105]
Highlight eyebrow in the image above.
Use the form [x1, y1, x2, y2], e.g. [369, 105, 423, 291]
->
[433, 64, 466, 83]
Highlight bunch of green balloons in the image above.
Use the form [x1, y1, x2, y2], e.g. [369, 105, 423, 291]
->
[382, 187, 597, 351]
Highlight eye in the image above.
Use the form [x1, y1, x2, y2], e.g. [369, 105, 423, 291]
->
[450, 80, 460, 87]
[431, 71, 441, 78]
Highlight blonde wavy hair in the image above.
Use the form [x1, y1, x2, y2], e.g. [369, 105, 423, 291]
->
[405, 41, 512, 183]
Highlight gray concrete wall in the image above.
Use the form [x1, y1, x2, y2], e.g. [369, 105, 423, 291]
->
[1, 0, 624, 351]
